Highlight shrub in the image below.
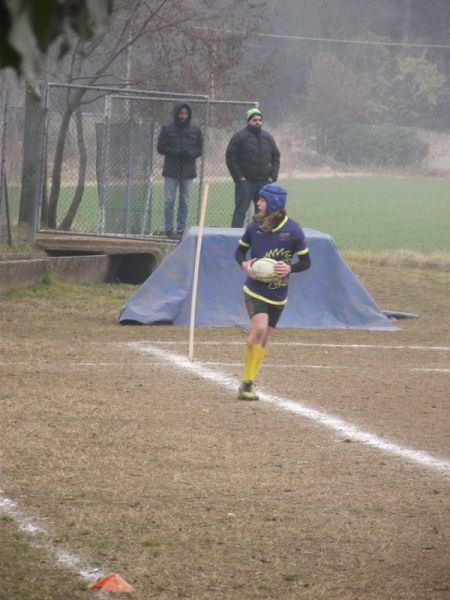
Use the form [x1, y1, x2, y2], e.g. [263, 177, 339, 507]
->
[328, 124, 428, 167]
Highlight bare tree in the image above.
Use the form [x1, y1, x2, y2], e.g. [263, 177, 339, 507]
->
[23, 0, 266, 230]
[305, 54, 370, 152]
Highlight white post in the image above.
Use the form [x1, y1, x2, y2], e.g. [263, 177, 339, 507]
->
[188, 182, 209, 362]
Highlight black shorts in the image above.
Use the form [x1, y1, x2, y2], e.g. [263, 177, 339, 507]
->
[244, 294, 284, 328]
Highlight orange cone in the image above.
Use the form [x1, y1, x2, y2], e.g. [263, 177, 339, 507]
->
[88, 573, 135, 593]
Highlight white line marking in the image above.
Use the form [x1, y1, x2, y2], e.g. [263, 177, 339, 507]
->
[3, 361, 449, 376]
[0, 492, 104, 582]
[204, 363, 450, 375]
[411, 368, 450, 373]
[137, 340, 450, 351]
[129, 342, 450, 478]
[276, 342, 450, 351]
[202, 362, 341, 369]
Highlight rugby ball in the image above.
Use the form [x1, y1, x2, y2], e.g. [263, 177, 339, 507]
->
[251, 257, 278, 282]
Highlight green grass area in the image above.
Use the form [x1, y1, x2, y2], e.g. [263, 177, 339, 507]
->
[282, 176, 450, 253]
[207, 176, 450, 252]
[5, 176, 449, 252]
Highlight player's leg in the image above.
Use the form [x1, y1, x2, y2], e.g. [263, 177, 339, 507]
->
[238, 297, 270, 400]
[247, 305, 284, 392]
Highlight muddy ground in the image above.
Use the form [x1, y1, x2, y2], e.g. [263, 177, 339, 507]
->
[0, 259, 449, 599]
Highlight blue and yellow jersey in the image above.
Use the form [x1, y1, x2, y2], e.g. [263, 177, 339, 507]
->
[238, 216, 309, 305]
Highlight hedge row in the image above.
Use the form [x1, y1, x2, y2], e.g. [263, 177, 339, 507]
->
[328, 124, 428, 167]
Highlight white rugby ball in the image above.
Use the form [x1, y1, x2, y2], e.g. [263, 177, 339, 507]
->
[251, 257, 278, 282]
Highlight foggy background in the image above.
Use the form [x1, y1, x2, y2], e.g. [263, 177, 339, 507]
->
[0, 0, 449, 236]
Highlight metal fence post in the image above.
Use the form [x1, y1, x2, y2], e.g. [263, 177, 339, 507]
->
[141, 121, 155, 235]
[0, 85, 8, 243]
[98, 94, 111, 233]
[124, 101, 135, 234]
[29, 82, 49, 244]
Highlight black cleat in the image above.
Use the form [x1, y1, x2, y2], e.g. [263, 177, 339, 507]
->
[237, 380, 259, 401]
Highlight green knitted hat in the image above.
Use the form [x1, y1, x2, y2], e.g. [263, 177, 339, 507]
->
[246, 107, 262, 121]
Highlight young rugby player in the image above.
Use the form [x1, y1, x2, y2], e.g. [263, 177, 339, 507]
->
[235, 183, 311, 400]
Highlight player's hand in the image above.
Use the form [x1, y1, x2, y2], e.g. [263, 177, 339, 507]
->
[242, 259, 257, 279]
[274, 261, 291, 277]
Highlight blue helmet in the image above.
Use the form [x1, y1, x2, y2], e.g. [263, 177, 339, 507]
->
[259, 183, 287, 213]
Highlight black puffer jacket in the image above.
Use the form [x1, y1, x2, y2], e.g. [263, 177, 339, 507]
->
[157, 102, 203, 178]
[226, 125, 280, 182]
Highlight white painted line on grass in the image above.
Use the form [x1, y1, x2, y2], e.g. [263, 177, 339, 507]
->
[0, 492, 104, 582]
[3, 361, 449, 377]
[208, 364, 450, 375]
[71, 362, 450, 375]
[200, 362, 340, 369]
[79, 362, 449, 374]
[129, 341, 450, 478]
[143, 340, 450, 351]
[202, 362, 342, 369]
[271, 342, 450, 351]
[411, 367, 450, 373]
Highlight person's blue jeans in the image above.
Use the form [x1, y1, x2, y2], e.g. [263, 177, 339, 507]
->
[164, 177, 194, 233]
[231, 179, 269, 228]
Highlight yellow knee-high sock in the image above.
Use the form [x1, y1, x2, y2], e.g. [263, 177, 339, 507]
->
[243, 342, 259, 381]
[251, 345, 266, 380]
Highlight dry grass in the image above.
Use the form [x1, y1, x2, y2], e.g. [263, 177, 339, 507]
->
[1, 264, 449, 600]
[343, 249, 450, 271]
[0, 517, 89, 600]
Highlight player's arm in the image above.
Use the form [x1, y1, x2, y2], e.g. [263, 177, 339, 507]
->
[281, 225, 311, 275]
[290, 249, 311, 273]
[235, 241, 257, 278]
[235, 244, 247, 265]
[273, 250, 310, 278]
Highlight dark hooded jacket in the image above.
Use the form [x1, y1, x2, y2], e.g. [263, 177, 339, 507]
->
[226, 124, 280, 182]
[157, 102, 203, 179]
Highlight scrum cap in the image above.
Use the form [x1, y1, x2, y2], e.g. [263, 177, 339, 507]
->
[259, 183, 287, 213]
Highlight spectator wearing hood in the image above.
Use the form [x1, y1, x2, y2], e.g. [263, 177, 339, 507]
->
[226, 107, 281, 228]
[157, 102, 203, 239]
[234, 183, 311, 401]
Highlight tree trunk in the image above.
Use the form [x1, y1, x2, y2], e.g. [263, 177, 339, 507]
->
[47, 107, 73, 228]
[401, 0, 412, 42]
[58, 108, 87, 231]
[19, 83, 45, 228]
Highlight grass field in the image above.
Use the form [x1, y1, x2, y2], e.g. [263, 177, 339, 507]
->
[2, 173, 449, 599]
[283, 176, 450, 252]
[5, 175, 450, 252]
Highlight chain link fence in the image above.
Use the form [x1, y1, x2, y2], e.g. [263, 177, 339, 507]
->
[37, 83, 257, 238]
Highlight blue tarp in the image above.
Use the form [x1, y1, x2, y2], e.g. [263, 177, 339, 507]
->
[119, 227, 397, 330]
